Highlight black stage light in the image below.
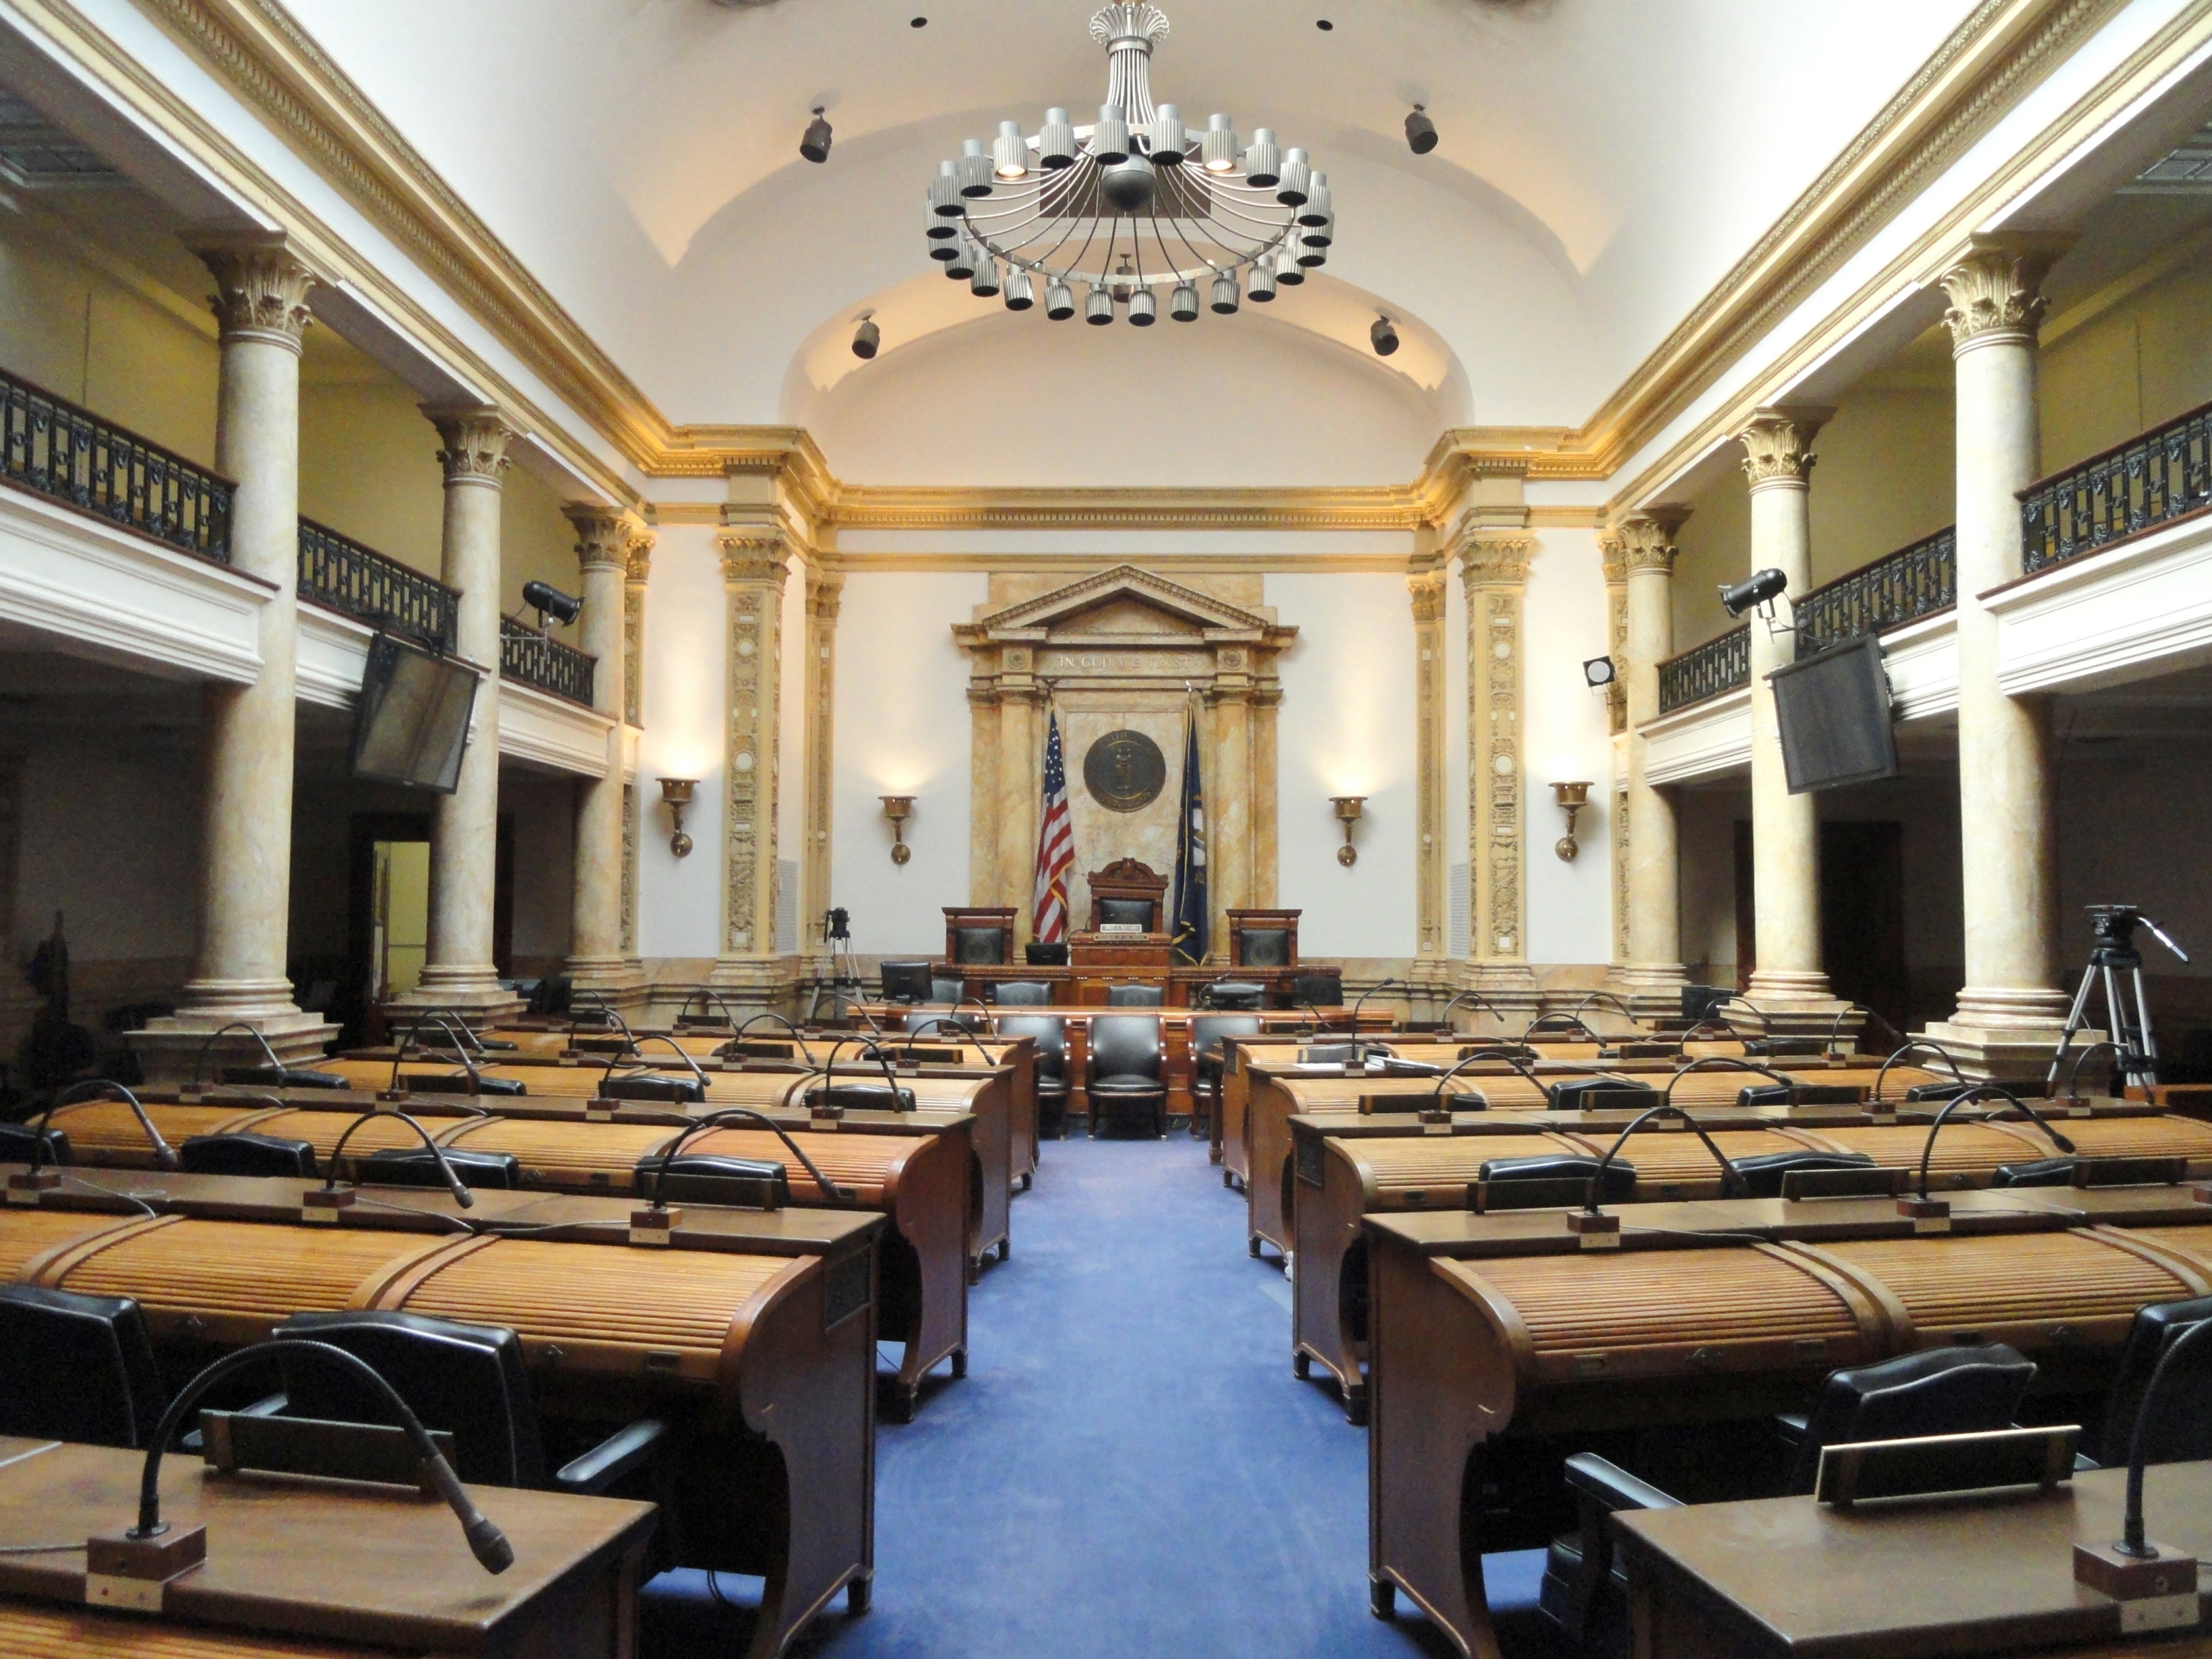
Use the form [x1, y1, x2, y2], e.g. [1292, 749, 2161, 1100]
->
[1370, 313, 1399, 357]
[1719, 568, 1787, 617]
[800, 107, 833, 164]
[521, 580, 582, 628]
[1405, 105, 1438, 155]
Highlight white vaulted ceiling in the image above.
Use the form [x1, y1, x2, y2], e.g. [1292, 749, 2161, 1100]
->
[279, 0, 1982, 484]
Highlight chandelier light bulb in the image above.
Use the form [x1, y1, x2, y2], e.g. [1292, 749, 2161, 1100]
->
[1045, 279, 1075, 319]
[1245, 128, 1281, 189]
[945, 236, 979, 281]
[1202, 112, 1237, 172]
[1298, 172, 1332, 227]
[1210, 271, 1239, 314]
[1405, 103, 1439, 155]
[1275, 259, 1305, 287]
[1093, 103, 1131, 165]
[1126, 286, 1158, 325]
[1152, 103, 1186, 164]
[1301, 212, 1333, 249]
[1085, 284, 1116, 325]
[1248, 256, 1277, 302]
[957, 139, 996, 197]
[928, 160, 962, 217]
[1005, 268, 1035, 310]
[971, 256, 1002, 297]
[994, 120, 1029, 180]
[924, 203, 958, 244]
[1169, 282, 1199, 321]
[850, 312, 879, 359]
[1371, 312, 1400, 357]
[800, 107, 832, 165]
[1276, 146, 1310, 208]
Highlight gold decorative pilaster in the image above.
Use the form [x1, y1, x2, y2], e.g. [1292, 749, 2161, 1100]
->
[710, 529, 788, 977]
[1408, 561, 1449, 961]
[1460, 532, 1537, 997]
[802, 570, 843, 949]
[622, 532, 652, 729]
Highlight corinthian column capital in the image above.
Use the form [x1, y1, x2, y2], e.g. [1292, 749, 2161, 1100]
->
[563, 502, 632, 573]
[1620, 507, 1691, 573]
[189, 233, 317, 350]
[424, 405, 517, 486]
[1599, 532, 1627, 587]
[807, 570, 845, 623]
[624, 530, 655, 585]
[1940, 233, 2075, 354]
[1406, 570, 1447, 623]
[717, 529, 789, 586]
[1458, 532, 1535, 589]
[1736, 407, 1831, 492]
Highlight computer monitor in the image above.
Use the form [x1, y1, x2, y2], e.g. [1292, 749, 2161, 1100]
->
[350, 634, 478, 792]
[1769, 634, 1899, 794]
[880, 960, 933, 1003]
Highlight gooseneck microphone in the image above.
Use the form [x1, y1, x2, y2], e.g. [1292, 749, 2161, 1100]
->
[1587, 1098, 1752, 1213]
[1915, 1085, 2076, 1202]
[32, 1079, 179, 1173]
[325, 1110, 475, 1209]
[646, 1106, 857, 1210]
[133, 1339, 511, 1573]
[2115, 1317, 2212, 1559]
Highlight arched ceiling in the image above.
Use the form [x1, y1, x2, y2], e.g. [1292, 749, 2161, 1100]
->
[282, 0, 1983, 482]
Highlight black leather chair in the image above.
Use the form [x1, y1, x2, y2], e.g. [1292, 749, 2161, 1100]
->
[1088, 1014, 1166, 1138]
[998, 1015, 1070, 1140]
[1239, 929, 1293, 969]
[180, 1131, 319, 1178]
[1292, 969, 1344, 1008]
[274, 1310, 668, 1500]
[930, 977, 966, 1005]
[1539, 1344, 2036, 1652]
[1190, 1014, 1260, 1141]
[905, 1010, 983, 1036]
[0, 1285, 165, 1447]
[1197, 981, 1266, 1011]
[1098, 897, 1154, 929]
[2082, 1296, 2212, 1468]
[994, 982, 1053, 1006]
[1106, 983, 1164, 1008]
[1026, 941, 1070, 967]
[358, 1148, 523, 1190]
[0, 1123, 68, 1165]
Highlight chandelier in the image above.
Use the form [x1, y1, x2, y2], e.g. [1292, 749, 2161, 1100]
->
[922, 3, 1331, 324]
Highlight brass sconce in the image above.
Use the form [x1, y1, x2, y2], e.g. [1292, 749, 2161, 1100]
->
[1331, 796, 1366, 866]
[658, 777, 696, 858]
[881, 795, 914, 865]
[1551, 780, 1593, 862]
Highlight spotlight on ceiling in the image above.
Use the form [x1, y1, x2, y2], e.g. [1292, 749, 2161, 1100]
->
[851, 312, 879, 359]
[800, 107, 833, 165]
[1405, 104, 1437, 155]
[1719, 568, 1788, 618]
[1370, 312, 1399, 357]
[521, 580, 582, 630]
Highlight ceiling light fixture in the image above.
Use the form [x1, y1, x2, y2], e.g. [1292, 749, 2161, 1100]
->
[851, 311, 879, 359]
[800, 106, 832, 164]
[923, 3, 1331, 325]
[1405, 103, 1437, 155]
[1370, 312, 1399, 357]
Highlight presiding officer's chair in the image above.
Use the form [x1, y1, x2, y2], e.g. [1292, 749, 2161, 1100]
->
[1088, 1014, 1166, 1138]
[998, 1014, 1071, 1140]
[0, 1285, 167, 1448]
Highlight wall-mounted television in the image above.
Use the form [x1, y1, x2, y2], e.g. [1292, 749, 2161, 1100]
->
[1768, 632, 1899, 794]
[350, 633, 478, 792]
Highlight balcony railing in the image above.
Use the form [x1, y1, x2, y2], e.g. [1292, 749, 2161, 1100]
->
[2020, 399, 2212, 571]
[1657, 625, 1749, 714]
[0, 363, 231, 560]
[297, 517, 458, 648]
[501, 616, 596, 707]
[1796, 526, 1955, 652]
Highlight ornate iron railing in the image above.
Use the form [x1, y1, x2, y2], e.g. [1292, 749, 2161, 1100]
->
[501, 616, 596, 707]
[1796, 525, 1955, 652]
[1657, 624, 1749, 714]
[297, 517, 458, 648]
[2019, 400, 2212, 571]
[0, 363, 230, 560]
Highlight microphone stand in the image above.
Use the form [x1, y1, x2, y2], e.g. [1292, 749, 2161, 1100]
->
[25, 1078, 180, 1178]
[1582, 1099, 1752, 1217]
[2074, 1317, 2212, 1605]
[1910, 1084, 2077, 1209]
[322, 1110, 476, 1209]
[188, 1020, 289, 1091]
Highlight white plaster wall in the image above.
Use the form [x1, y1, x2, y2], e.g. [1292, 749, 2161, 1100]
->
[828, 571, 987, 958]
[1268, 573, 1417, 959]
[634, 526, 728, 959]
[1522, 529, 1616, 967]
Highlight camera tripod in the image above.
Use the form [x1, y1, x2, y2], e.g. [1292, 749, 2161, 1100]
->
[2047, 905, 2190, 1093]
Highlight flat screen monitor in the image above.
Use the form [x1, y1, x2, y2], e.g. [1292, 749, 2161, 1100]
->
[350, 634, 478, 792]
[1769, 633, 1899, 794]
[880, 960, 933, 1004]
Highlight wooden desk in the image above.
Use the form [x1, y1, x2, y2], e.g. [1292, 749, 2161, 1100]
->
[0, 1205, 876, 1658]
[0, 1436, 653, 1657]
[1615, 1461, 2212, 1659]
[1364, 1205, 2212, 1659]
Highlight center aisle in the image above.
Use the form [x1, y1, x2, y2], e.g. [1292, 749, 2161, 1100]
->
[648, 1133, 1548, 1658]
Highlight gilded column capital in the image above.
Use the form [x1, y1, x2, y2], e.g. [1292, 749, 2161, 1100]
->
[423, 405, 517, 486]
[623, 530, 655, 585]
[1939, 233, 2074, 354]
[563, 502, 632, 573]
[189, 234, 316, 350]
[1599, 532, 1627, 587]
[1620, 508, 1690, 574]
[1407, 570, 1447, 624]
[1458, 533, 1534, 589]
[807, 570, 845, 624]
[1736, 407, 1830, 492]
[717, 530, 789, 586]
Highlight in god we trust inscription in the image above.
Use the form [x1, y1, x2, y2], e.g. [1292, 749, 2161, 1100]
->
[1083, 729, 1167, 814]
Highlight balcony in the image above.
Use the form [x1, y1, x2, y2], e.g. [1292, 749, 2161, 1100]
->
[296, 517, 458, 648]
[500, 615, 596, 707]
[2021, 399, 2212, 570]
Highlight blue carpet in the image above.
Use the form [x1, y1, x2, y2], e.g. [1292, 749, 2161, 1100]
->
[643, 1133, 1557, 1658]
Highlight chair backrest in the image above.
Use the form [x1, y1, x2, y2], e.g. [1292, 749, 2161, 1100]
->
[1200, 982, 1266, 1011]
[1787, 1342, 2036, 1494]
[2097, 1295, 2212, 1467]
[0, 1285, 164, 1449]
[179, 1131, 319, 1178]
[275, 1310, 546, 1488]
[995, 1015, 1067, 1078]
[1239, 929, 1292, 968]
[359, 1147, 523, 1191]
[952, 925, 1009, 965]
[0, 1123, 69, 1165]
[930, 977, 966, 1005]
[1092, 1015, 1162, 1079]
[1107, 983, 1164, 1008]
[1292, 969, 1344, 1008]
[1099, 897, 1154, 929]
[1192, 1014, 1263, 1058]
[1025, 941, 1070, 967]
[994, 981, 1052, 1006]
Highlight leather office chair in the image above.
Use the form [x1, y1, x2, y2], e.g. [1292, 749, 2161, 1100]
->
[1088, 1014, 1166, 1138]
[994, 982, 1053, 1006]
[1098, 897, 1154, 929]
[1190, 1014, 1260, 1141]
[274, 1310, 668, 1500]
[2082, 1296, 2212, 1468]
[1291, 969, 1344, 1008]
[998, 1015, 1070, 1140]
[357, 1147, 523, 1190]
[1539, 1344, 2036, 1653]
[1026, 941, 1070, 967]
[905, 1010, 983, 1036]
[930, 977, 966, 1005]
[0, 1285, 165, 1448]
[1198, 981, 1267, 1011]
[179, 1131, 319, 1178]
[1106, 983, 1164, 1008]
[0, 1123, 68, 1165]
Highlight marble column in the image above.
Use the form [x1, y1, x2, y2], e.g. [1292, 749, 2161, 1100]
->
[708, 529, 788, 1001]
[802, 570, 842, 952]
[1924, 236, 2077, 1069]
[1210, 647, 1256, 956]
[402, 406, 520, 1015]
[1459, 531, 1540, 1012]
[137, 236, 337, 1080]
[621, 534, 652, 956]
[564, 504, 643, 1003]
[1600, 534, 1631, 967]
[1613, 510, 1692, 1016]
[1409, 564, 1450, 965]
[1738, 408, 1838, 1017]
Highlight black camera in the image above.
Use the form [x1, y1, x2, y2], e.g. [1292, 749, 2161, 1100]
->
[2087, 904, 2141, 955]
[824, 906, 851, 943]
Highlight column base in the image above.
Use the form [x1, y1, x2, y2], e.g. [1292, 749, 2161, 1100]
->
[389, 965, 525, 1021]
[700, 956, 803, 1020]
[1918, 1018, 2087, 1086]
[1444, 961, 1544, 1037]
[1740, 972, 1855, 1040]
[1606, 962, 1689, 1023]
[128, 1008, 342, 1089]
[564, 956, 651, 1016]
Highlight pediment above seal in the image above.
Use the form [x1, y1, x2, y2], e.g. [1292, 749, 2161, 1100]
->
[954, 564, 1294, 648]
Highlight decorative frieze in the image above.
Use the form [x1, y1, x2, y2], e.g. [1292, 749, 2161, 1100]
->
[803, 570, 843, 948]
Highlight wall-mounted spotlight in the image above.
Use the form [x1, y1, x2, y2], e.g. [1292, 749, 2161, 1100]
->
[1550, 781, 1593, 863]
[800, 107, 833, 164]
[881, 794, 914, 865]
[1719, 567, 1791, 631]
[658, 777, 696, 858]
[1404, 103, 1437, 155]
[521, 580, 582, 634]
[1331, 795, 1366, 866]
[1582, 656, 1616, 690]
[851, 310, 880, 359]
[1370, 312, 1399, 357]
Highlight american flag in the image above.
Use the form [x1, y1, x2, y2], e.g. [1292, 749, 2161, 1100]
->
[1031, 711, 1075, 943]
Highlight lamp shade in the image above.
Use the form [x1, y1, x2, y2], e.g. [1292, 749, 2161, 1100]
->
[1169, 282, 1199, 321]
[1085, 284, 1115, 324]
[944, 237, 978, 280]
[1201, 112, 1237, 172]
[956, 138, 994, 197]
[1045, 280, 1075, 320]
[1209, 271, 1239, 314]
[1247, 256, 1277, 302]
[1004, 268, 1035, 310]
[1150, 103, 1185, 163]
[993, 120, 1028, 179]
[1126, 286, 1158, 325]
[1244, 128, 1281, 189]
[1297, 173, 1332, 227]
[1275, 147, 1310, 207]
[1039, 108, 1077, 169]
[1092, 103, 1131, 164]
[928, 161, 962, 216]
[970, 256, 1001, 297]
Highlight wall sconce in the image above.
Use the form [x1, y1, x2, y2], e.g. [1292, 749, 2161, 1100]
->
[881, 795, 915, 865]
[658, 777, 696, 857]
[1551, 780, 1593, 862]
[1330, 796, 1365, 866]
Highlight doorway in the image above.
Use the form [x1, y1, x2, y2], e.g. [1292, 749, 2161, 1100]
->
[1732, 818, 1908, 1033]
[344, 812, 516, 1046]
[371, 839, 429, 1001]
